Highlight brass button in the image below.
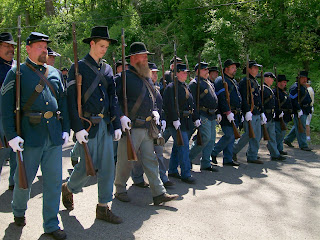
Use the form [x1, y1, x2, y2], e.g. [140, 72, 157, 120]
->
[100, 98, 103, 101]
[40, 68, 42, 71]
[98, 68, 100, 70]
[46, 102, 49, 105]
[47, 121, 49, 123]
[99, 84, 101, 86]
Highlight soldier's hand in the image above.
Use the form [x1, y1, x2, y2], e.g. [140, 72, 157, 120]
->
[216, 114, 222, 123]
[62, 132, 69, 148]
[245, 111, 253, 122]
[241, 115, 244, 123]
[194, 119, 201, 128]
[8, 136, 24, 152]
[173, 119, 181, 130]
[161, 120, 166, 132]
[226, 112, 234, 123]
[261, 113, 267, 125]
[279, 111, 284, 118]
[298, 110, 303, 118]
[120, 116, 131, 131]
[152, 111, 160, 125]
[76, 129, 89, 144]
[113, 129, 122, 141]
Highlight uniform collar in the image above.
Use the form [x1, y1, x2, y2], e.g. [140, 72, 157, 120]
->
[84, 53, 102, 68]
[0, 56, 13, 66]
[26, 57, 47, 71]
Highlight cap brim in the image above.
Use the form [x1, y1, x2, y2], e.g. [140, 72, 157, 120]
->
[28, 39, 52, 45]
[252, 63, 262, 67]
[125, 51, 155, 59]
[83, 37, 118, 44]
[1, 40, 17, 45]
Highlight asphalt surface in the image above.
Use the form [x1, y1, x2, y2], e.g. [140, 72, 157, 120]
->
[0, 133, 319, 240]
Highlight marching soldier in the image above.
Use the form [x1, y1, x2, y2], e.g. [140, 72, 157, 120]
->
[261, 72, 286, 161]
[62, 26, 123, 224]
[273, 74, 292, 155]
[208, 66, 219, 82]
[46, 47, 61, 67]
[1, 32, 69, 239]
[163, 63, 199, 184]
[0, 32, 17, 189]
[284, 71, 312, 151]
[60, 67, 68, 88]
[211, 59, 241, 166]
[114, 42, 178, 205]
[189, 62, 219, 172]
[159, 56, 182, 94]
[233, 60, 266, 164]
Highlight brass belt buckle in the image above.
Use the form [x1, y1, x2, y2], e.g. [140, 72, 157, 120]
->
[146, 116, 152, 121]
[44, 111, 53, 119]
[98, 113, 104, 118]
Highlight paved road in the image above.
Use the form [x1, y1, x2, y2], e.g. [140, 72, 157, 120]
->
[0, 135, 319, 240]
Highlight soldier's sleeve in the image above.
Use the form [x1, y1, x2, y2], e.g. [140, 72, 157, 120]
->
[214, 77, 230, 114]
[239, 78, 250, 113]
[1, 69, 18, 141]
[289, 84, 300, 112]
[105, 65, 121, 130]
[56, 69, 70, 133]
[114, 73, 125, 118]
[66, 64, 84, 133]
[188, 80, 197, 101]
[273, 88, 280, 117]
[163, 84, 178, 122]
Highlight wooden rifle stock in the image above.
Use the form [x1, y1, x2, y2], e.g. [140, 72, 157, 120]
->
[72, 23, 95, 176]
[195, 53, 203, 146]
[274, 66, 287, 131]
[218, 54, 240, 139]
[161, 54, 166, 89]
[260, 67, 270, 141]
[246, 55, 255, 139]
[121, 29, 138, 160]
[173, 42, 184, 146]
[15, 16, 28, 189]
[297, 76, 304, 133]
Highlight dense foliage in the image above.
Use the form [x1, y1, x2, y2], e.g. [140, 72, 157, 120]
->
[1, 0, 319, 130]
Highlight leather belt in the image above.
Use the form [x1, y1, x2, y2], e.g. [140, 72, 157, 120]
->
[136, 116, 152, 122]
[84, 111, 104, 119]
[24, 111, 61, 119]
[200, 107, 216, 115]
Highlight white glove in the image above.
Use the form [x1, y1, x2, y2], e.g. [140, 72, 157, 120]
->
[8, 136, 24, 152]
[194, 119, 201, 128]
[161, 120, 166, 132]
[173, 120, 181, 130]
[241, 115, 244, 123]
[273, 112, 276, 119]
[226, 112, 235, 123]
[62, 132, 69, 148]
[120, 116, 131, 132]
[245, 111, 253, 122]
[216, 114, 222, 123]
[279, 111, 284, 118]
[113, 129, 122, 141]
[76, 129, 89, 144]
[261, 113, 267, 125]
[311, 107, 314, 113]
[297, 110, 303, 118]
[152, 111, 160, 125]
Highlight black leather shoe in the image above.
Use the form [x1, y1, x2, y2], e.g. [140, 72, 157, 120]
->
[211, 154, 217, 164]
[133, 181, 149, 188]
[115, 192, 131, 202]
[153, 193, 179, 205]
[300, 147, 312, 151]
[163, 180, 175, 187]
[279, 150, 288, 155]
[181, 176, 196, 184]
[200, 166, 219, 172]
[232, 153, 237, 161]
[168, 173, 181, 179]
[271, 155, 286, 161]
[284, 140, 294, 148]
[96, 205, 123, 224]
[223, 161, 240, 166]
[71, 159, 78, 167]
[47, 229, 67, 240]
[62, 183, 74, 210]
[14, 216, 26, 226]
[247, 159, 264, 164]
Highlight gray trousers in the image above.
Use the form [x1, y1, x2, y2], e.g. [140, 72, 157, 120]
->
[115, 128, 166, 197]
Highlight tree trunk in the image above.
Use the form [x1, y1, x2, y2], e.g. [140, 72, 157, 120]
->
[45, 0, 55, 16]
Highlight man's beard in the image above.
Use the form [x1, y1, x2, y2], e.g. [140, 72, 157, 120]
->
[283, 86, 287, 91]
[38, 53, 47, 63]
[134, 62, 151, 78]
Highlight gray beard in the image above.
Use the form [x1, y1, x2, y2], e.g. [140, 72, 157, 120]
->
[134, 62, 151, 78]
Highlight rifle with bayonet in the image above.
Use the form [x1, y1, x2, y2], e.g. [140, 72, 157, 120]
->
[274, 66, 287, 131]
[121, 29, 138, 160]
[16, 16, 28, 189]
[185, 55, 191, 82]
[112, 52, 116, 75]
[218, 54, 240, 139]
[195, 53, 203, 146]
[260, 67, 270, 140]
[173, 42, 184, 146]
[297, 73, 304, 133]
[246, 55, 256, 139]
[72, 23, 96, 176]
